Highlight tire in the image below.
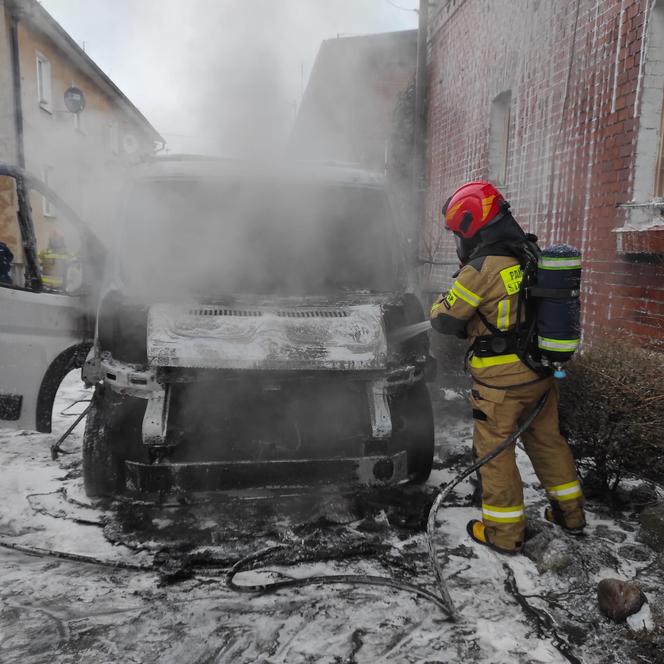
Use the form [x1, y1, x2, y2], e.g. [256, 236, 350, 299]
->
[82, 386, 147, 497]
[391, 381, 435, 483]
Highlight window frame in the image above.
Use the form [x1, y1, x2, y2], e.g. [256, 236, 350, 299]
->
[656, 99, 664, 198]
[41, 166, 56, 217]
[488, 90, 512, 185]
[36, 51, 53, 113]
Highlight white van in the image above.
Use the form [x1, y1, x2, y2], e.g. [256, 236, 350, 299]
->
[0, 163, 102, 433]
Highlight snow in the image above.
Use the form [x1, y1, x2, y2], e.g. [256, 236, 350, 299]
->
[627, 602, 655, 633]
[0, 371, 661, 662]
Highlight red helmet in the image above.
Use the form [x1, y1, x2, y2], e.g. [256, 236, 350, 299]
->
[442, 181, 507, 239]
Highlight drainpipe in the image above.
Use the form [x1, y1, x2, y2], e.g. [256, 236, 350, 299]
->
[412, 0, 429, 266]
[8, 4, 25, 168]
[7, 3, 42, 290]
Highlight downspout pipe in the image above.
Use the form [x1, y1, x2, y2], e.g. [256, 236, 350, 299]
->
[8, 3, 25, 169]
[412, 0, 429, 267]
[7, 5, 41, 289]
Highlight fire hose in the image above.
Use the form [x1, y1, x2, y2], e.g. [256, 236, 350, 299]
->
[226, 390, 550, 621]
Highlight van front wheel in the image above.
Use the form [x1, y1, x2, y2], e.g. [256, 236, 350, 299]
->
[82, 386, 147, 497]
[391, 381, 435, 483]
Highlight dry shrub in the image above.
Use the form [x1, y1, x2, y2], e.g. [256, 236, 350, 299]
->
[558, 341, 664, 491]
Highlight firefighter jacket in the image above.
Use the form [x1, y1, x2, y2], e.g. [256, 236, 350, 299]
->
[39, 249, 73, 291]
[430, 253, 540, 388]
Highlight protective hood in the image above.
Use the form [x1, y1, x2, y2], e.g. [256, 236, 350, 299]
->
[477, 214, 527, 247]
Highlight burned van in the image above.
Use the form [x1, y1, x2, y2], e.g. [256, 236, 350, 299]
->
[82, 157, 434, 496]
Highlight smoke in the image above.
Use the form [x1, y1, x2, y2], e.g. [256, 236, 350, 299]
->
[1, 0, 421, 310]
[117, 166, 402, 302]
[40, 0, 418, 155]
[1, 0, 419, 273]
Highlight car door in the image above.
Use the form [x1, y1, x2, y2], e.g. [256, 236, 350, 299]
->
[0, 163, 103, 432]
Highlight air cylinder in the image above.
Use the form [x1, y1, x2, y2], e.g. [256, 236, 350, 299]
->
[536, 245, 581, 368]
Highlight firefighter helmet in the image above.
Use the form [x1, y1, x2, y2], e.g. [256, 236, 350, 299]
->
[442, 181, 508, 239]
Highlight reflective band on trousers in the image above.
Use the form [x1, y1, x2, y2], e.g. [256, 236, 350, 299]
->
[538, 257, 582, 270]
[497, 299, 510, 331]
[538, 337, 580, 352]
[42, 276, 63, 286]
[546, 480, 582, 501]
[451, 280, 482, 308]
[482, 503, 525, 523]
[469, 353, 520, 369]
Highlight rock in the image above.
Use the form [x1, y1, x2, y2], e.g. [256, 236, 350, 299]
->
[629, 482, 658, 510]
[523, 529, 573, 573]
[538, 539, 574, 573]
[638, 502, 664, 552]
[594, 524, 627, 544]
[597, 578, 646, 622]
[618, 543, 652, 563]
[356, 510, 391, 533]
[626, 601, 654, 632]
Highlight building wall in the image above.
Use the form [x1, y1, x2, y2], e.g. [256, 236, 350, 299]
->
[425, 0, 664, 348]
[292, 31, 417, 170]
[0, 4, 158, 279]
[15, 20, 154, 253]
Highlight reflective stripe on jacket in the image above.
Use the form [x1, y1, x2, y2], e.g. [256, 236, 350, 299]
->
[430, 254, 539, 386]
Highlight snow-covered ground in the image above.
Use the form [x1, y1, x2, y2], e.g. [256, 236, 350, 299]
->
[0, 373, 661, 663]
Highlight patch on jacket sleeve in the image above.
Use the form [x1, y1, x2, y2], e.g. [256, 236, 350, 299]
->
[499, 265, 524, 295]
[443, 290, 457, 309]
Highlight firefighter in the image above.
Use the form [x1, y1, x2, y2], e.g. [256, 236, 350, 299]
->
[430, 181, 585, 554]
[39, 231, 72, 291]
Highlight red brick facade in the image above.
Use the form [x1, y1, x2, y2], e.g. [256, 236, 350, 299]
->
[424, 0, 664, 348]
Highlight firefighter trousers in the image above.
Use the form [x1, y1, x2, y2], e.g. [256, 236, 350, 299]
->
[469, 376, 585, 551]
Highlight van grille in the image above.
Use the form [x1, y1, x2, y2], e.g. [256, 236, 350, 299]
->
[276, 310, 348, 318]
[189, 308, 349, 318]
[189, 308, 263, 317]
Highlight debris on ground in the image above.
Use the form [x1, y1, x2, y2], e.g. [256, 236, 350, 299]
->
[1, 374, 664, 663]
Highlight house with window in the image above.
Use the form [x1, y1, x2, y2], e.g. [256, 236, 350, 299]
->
[423, 0, 664, 347]
[0, 0, 162, 283]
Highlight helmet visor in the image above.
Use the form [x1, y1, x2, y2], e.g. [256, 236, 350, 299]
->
[454, 233, 479, 264]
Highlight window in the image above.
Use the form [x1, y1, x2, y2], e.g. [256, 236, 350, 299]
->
[488, 90, 512, 184]
[616, 0, 664, 252]
[36, 52, 52, 112]
[107, 123, 120, 154]
[42, 167, 55, 217]
[657, 100, 664, 197]
[630, 0, 664, 217]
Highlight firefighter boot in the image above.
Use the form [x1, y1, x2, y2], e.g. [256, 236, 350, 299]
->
[544, 502, 586, 536]
[466, 520, 522, 555]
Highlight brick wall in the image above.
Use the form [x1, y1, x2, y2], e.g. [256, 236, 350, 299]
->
[424, 0, 664, 348]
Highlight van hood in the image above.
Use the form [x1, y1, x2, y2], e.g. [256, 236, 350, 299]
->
[147, 294, 393, 371]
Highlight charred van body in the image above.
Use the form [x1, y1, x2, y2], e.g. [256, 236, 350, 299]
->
[82, 157, 434, 496]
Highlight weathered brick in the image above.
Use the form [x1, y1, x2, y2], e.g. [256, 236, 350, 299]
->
[424, 0, 662, 346]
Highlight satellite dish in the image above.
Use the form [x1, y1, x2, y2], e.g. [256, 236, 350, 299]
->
[64, 86, 86, 114]
[122, 133, 138, 154]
